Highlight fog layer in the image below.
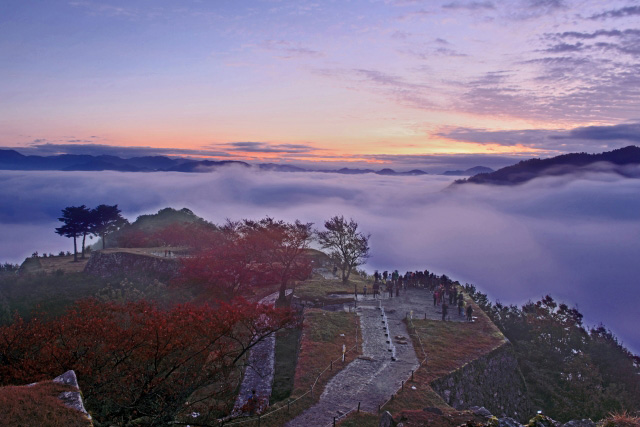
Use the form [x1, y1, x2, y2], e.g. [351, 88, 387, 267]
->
[1, 169, 639, 353]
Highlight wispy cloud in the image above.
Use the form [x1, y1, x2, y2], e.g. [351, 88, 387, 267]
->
[437, 122, 640, 151]
[13, 143, 232, 158]
[68, 1, 139, 18]
[442, 1, 496, 11]
[552, 123, 640, 143]
[213, 142, 320, 154]
[589, 6, 640, 20]
[258, 40, 324, 59]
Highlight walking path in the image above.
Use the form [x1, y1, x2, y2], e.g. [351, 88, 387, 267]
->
[285, 289, 446, 426]
[233, 289, 292, 414]
[233, 285, 467, 424]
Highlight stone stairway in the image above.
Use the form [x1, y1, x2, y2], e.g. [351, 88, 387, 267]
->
[285, 303, 419, 427]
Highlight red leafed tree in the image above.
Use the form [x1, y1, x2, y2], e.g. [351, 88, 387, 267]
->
[177, 218, 313, 302]
[0, 298, 294, 425]
[176, 224, 259, 300]
[240, 218, 313, 301]
[152, 222, 219, 251]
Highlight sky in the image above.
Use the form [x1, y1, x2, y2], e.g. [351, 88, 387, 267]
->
[1, 0, 640, 168]
[1, 168, 639, 354]
[1, 0, 640, 353]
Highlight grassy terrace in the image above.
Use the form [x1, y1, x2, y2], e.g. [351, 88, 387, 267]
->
[294, 272, 369, 305]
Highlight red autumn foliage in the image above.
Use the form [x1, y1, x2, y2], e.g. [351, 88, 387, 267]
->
[116, 229, 152, 248]
[177, 218, 313, 301]
[151, 222, 219, 250]
[0, 298, 294, 425]
[116, 222, 218, 250]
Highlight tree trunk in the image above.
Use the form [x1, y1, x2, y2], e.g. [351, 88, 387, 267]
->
[277, 282, 291, 307]
[73, 236, 78, 262]
[343, 265, 353, 283]
[81, 233, 86, 259]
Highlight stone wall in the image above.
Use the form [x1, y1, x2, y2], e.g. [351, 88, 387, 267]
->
[430, 342, 531, 422]
[84, 250, 180, 279]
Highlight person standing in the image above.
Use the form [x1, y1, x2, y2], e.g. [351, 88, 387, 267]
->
[363, 284, 367, 297]
[442, 302, 448, 321]
[466, 305, 473, 322]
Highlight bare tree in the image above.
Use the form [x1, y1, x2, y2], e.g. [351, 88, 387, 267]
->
[316, 216, 370, 283]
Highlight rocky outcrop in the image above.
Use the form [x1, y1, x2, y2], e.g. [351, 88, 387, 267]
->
[52, 370, 91, 420]
[466, 407, 596, 427]
[430, 342, 531, 421]
[84, 250, 180, 279]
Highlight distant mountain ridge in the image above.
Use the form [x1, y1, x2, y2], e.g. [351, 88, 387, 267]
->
[442, 166, 494, 176]
[454, 146, 640, 186]
[0, 149, 435, 176]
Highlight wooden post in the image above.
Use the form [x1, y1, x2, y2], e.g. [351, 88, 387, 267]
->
[330, 360, 333, 371]
[411, 370, 414, 381]
[333, 416, 336, 427]
[357, 402, 361, 413]
[402, 380, 404, 391]
[378, 404, 381, 413]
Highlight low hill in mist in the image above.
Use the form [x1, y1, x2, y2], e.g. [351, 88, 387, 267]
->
[0, 149, 435, 176]
[454, 146, 640, 186]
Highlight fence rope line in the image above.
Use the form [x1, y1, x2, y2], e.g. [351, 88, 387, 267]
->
[222, 322, 361, 426]
[407, 317, 428, 362]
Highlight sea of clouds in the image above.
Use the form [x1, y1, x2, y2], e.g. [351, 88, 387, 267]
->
[1, 168, 639, 353]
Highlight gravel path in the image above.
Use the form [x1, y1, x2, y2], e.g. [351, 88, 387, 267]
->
[285, 298, 420, 427]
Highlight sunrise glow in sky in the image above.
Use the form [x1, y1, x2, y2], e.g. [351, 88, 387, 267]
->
[1, 0, 639, 167]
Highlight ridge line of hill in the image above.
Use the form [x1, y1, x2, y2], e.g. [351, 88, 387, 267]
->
[0, 149, 496, 176]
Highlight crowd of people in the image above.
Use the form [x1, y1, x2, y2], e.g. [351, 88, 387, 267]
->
[358, 269, 474, 322]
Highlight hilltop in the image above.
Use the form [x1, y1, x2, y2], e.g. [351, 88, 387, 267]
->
[454, 146, 640, 186]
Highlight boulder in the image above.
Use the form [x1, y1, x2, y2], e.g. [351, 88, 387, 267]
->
[499, 417, 524, 427]
[527, 414, 561, 427]
[471, 406, 494, 418]
[53, 370, 91, 418]
[379, 410, 396, 427]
